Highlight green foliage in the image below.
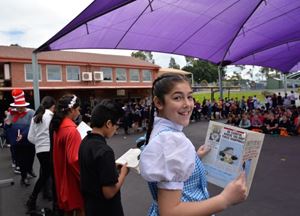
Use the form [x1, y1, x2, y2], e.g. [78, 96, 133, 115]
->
[185, 56, 195, 66]
[230, 71, 242, 80]
[182, 58, 220, 83]
[259, 67, 280, 79]
[168, 57, 180, 69]
[131, 51, 155, 64]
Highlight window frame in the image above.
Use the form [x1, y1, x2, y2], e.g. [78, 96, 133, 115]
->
[142, 69, 152, 82]
[46, 65, 62, 82]
[129, 69, 140, 82]
[101, 67, 113, 82]
[24, 64, 42, 82]
[115, 68, 127, 82]
[66, 65, 80, 82]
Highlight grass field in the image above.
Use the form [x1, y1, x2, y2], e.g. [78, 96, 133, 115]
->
[192, 90, 265, 102]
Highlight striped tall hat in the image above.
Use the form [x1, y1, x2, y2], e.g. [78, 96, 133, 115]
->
[10, 89, 30, 107]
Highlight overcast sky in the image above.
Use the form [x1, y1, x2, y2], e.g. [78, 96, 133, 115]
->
[0, 0, 263, 79]
[0, 0, 186, 68]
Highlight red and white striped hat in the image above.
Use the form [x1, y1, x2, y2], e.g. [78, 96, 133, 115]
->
[10, 89, 30, 107]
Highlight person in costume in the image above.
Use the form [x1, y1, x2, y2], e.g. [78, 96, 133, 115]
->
[6, 89, 36, 186]
[140, 74, 247, 216]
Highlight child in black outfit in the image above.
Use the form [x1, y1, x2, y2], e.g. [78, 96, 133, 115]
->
[79, 100, 129, 216]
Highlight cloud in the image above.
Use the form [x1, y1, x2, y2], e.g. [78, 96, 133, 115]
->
[226, 65, 263, 81]
[153, 53, 186, 68]
[0, 0, 93, 47]
[0, 0, 186, 68]
[2, 30, 25, 36]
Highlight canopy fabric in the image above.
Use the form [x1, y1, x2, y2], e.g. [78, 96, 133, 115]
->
[36, 0, 300, 73]
[289, 62, 300, 72]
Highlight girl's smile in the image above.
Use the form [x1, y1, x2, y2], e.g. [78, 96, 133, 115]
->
[155, 81, 194, 127]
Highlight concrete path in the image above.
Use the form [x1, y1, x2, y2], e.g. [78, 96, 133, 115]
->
[0, 120, 299, 216]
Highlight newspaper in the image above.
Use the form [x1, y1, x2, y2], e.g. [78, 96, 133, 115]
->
[202, 121, 264, 195]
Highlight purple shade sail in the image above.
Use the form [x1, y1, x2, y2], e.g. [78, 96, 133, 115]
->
[289, 62, 300, 72]
[36, 0, 300, 72]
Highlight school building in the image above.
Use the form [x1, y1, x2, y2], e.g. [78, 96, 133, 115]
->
[0, 45, 160, 115]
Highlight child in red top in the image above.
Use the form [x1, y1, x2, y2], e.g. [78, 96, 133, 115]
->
[50, 95, 84, 216]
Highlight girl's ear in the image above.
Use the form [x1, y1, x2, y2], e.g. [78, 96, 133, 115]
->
[153, 96, 163, 110]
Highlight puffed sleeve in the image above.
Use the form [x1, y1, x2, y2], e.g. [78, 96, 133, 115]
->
[140, 131, 195, 190]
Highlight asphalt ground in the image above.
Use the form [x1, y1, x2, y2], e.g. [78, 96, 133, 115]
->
[1, 120, 300, 216]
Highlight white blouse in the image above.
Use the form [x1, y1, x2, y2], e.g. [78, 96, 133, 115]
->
[140, 117, 196, 190]
[28, 109, 53, 153]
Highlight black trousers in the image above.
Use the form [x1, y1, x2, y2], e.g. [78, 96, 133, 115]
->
[15, 144, 35, 180]
[31, 151, 51, 199]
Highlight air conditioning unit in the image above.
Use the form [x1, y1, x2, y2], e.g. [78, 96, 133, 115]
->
[82, 72, 92, 81]
[93, 71, 104, 81]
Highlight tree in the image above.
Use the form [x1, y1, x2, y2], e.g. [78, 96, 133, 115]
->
[259, 67, 280, 80]
[230, 71, 242, 81]
[131, 51, 155, 64]
[245, 68, 254, 81]
[168, 57, 180, 69]
[236, 65, 245, 71]
[182, 58, 220, 83]
[185, 56, 195, 66]
[10, 44, 21, 47]
[260, 67, 272, 79]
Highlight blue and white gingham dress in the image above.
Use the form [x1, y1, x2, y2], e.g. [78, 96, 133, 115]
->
[146, 154, 209, 216]
[141, 118, 209, 216]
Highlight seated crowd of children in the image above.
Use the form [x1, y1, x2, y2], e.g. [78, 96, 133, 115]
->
[226, 107, 300, 136]
[190, 92, 300, 136]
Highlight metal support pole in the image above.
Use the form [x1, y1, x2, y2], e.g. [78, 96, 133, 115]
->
[228, 88, 230, 99]
[283, 73, 287, 94]
[218, 65, 223, 99]
[32, 53, 40, 110]
[191, 73, 194, 88]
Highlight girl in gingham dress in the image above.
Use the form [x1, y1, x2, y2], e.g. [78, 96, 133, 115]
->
[140, 73, 247, 216]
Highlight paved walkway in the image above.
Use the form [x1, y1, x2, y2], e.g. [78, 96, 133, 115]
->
[1, 120, 300, 216]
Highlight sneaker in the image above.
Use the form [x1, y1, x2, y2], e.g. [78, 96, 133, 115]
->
[14, 167, 21, 174]
[11, 163, 16, 168]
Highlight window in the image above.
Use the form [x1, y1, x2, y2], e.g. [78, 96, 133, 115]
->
[24, 64, 42, 81]
[129, 69, 140, 82]
[101, 67, 113, 81]
[66, 66, 80, 81]
[47, 65, 62, 81]
[116, 68, 127, 81]
[142, 70, 152, 82]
